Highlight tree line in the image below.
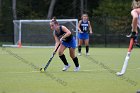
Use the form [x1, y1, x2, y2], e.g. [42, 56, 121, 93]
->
[0, 0, 132, 41]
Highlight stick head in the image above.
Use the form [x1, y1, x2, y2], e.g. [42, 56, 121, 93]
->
[40, 68, 45, 72]
[116, 72, 124, 76]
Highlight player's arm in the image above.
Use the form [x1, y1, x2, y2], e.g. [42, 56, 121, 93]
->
[53, 33, 60, 53]
[60, 26, 71, 41]
[130, 9, 139, 38]
[88, 21, 93, 34]
[78, 20, 83, 33]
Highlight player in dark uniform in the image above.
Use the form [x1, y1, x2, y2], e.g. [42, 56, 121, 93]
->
[50, 17, 80, 71]
[78, 14, 93, 56]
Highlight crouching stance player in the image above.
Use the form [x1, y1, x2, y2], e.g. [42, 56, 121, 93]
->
[50, 17, 80, 71]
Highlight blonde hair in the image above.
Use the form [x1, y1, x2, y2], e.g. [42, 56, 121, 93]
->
[132, 0, 140, 9]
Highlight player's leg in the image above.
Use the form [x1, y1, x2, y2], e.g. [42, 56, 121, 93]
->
[85, 39, 89, 56]
[69, 48, 80, 71]
[78, 33, 84, 56]
[84, 33, 90, 55]
[58, 44, 70, 71]
[78, 39, 83, 55]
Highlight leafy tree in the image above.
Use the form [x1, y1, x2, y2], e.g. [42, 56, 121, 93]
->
[93, 0, 132, 33]
[12, 0, 17, 20]
[93, 0, 131, 17]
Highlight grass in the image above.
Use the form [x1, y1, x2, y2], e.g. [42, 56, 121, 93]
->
[0, 47, 140, 93]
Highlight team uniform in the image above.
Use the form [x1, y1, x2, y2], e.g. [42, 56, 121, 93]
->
[78, 20, 89, 40]
[54, 26, 76, 49]
[53, 25, 80, 71]
[78, 20, 92, 56]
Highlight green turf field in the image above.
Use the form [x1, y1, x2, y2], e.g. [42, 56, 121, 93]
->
[0, 47, 140, 93]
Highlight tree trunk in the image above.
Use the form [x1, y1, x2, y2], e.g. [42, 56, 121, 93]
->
[72, 0, 76, 17]
[0, 0, 2, 18]
[47, 0, 57, 19]
[80, 0, 84, 15]
[85, 0, 87, 12]
[12, 0, 17, 20]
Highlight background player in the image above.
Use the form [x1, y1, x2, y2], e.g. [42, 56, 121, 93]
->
[78, 14, 93, 56]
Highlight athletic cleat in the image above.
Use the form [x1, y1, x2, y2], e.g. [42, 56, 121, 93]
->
[74, 66, 80, 72]
[62, 64, 70, 71]
[86, 53, 90, 56]
[78, 53, 81, 56]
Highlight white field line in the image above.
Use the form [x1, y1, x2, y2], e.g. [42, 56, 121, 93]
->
[0, 68, 140, 74]
[82, 68, 140, 72]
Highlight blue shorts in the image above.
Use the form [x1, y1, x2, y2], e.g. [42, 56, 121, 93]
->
[78, 32, 89, 40]
[62, 37, 76, 49]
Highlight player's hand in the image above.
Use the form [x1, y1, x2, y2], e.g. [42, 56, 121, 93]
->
[60, 37, 66, 42]
[126, 32, 136, 38]
[131, 32, 136, 38]
[89, 31, 93, 35]
[60, 38, 63, 42]
[79, 31, 83, 33]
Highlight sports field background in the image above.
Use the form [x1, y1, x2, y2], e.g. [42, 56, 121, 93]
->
[0, 47, 140, 93]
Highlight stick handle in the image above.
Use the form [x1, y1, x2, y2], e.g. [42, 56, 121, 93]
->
[44, 43, 61, 70]
[53, 43, 61, 55]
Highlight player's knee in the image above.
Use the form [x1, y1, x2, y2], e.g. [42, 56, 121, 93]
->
[85, 43, 89, 46]
[70, 54, 75, 59]
[78, 42, 82, 46]
[58, 51, 63, 56]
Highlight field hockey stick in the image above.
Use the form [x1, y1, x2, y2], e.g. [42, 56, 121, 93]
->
[40, 43, 60, 72]
[116, 38, 134, 76]
[126, 32, 140, 48]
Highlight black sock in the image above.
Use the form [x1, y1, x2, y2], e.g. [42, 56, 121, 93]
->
[59, 54, 68, 66]
[73, 57, 79, 67]
[86, 46, 89, 53]
[78, 46, 81, 53]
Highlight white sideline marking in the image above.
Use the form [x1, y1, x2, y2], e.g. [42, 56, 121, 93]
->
[0, 68, 139, 74]
[81, 68, 140, 72]
[0, 71, 40, 74]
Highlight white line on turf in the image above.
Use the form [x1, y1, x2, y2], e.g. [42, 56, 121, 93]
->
[0, 71, 40, 74]
[0, 68, 139, 74]
[81, 68, 140, 72]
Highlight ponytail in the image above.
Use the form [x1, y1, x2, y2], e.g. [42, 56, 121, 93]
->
[51, 16, 59, 25]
